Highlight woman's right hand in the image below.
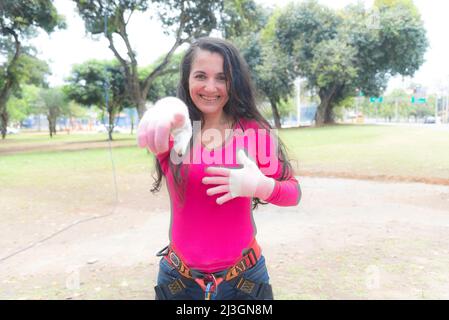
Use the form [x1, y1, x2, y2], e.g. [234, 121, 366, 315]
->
[137, 97, 192, 156]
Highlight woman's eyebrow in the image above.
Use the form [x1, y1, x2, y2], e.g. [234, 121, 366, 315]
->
[192, 70, 225, 76]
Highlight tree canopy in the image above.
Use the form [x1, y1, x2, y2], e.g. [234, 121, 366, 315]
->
[275, 0, 428, 125]
[229, 1, 297, 128]
[73, 0, 223, 120]
[0, 0, 65, 138]
[65, 59, 130, 140]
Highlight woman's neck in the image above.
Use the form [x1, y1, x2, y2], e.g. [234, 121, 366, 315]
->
[203, 111, 231, 130]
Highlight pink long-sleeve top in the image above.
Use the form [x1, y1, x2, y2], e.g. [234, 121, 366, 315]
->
[156, 118, 301, 273]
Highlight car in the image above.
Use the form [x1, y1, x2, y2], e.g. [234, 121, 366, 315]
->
[6, 127, 19, 134]
[424, 116, 436, 124]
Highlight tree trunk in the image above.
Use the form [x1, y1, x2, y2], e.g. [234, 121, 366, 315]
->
[269, 98, 282, 129]
[130, 114, 134, 135]
[48, 116, 53, 138]
[47, 111, 58, 138]
[136, 97, 147, 121]
[1, 108, 9, 139]
[316, 87, 339, 125]
[108, 107, 114, 141]
[52, 120, 57, 136]
[315, 100, 335, 125]
[0, 73, 14, 139]
[0, 29, 21, 139]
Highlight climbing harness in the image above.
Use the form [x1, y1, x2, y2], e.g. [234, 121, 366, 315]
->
[154, 238, 272, 300]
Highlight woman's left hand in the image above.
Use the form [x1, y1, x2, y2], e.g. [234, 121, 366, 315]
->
[202, 149, 275, 205]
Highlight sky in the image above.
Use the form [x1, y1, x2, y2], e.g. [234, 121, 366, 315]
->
[29, 0, 449, 94]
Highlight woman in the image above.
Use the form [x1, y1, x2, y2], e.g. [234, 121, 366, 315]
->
[137, 37, 301, 300]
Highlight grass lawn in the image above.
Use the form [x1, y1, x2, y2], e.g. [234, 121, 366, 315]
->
[279, 124, 449, 183]
[1, 124, 449, 187]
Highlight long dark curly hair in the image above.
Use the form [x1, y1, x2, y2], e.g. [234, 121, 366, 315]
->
[150, 37, 293, 209]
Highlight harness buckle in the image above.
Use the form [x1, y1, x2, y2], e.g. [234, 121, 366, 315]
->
[169, 251, 181, 268]
[242, 247, 257, 266]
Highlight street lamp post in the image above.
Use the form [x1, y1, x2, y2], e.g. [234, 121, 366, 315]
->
[296, 77, 301, 127]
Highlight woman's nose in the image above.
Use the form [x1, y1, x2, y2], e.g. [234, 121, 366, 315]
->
[204, 79, 218, 92]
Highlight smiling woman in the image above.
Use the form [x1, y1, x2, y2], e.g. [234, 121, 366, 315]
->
[188, 50, 229, 122]
[137, 37, 301, 301]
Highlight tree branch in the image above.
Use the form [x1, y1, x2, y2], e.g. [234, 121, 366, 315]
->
[141, 3, 187, 96]
[106, 33, 127, 68]
[115, 7, 137, 67]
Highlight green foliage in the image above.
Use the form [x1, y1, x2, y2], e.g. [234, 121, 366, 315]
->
[276, 0, 341, 76]
[65, 60, 107, 107]
[66, 100, 90, 119]
[152, 0, 221, 38]
[220, 0, 269, 38]
[73, 0, 226, 119]
[65, 59, 128, 109]
[38, 87, 68, 115]
[229, 1, 295, 127]
[9, 53, 50, 88]
[311, 39, 358, 89]
[65, 59, 132, 139]
[0, 0, 65, 34]
[274, 0, 428, 124]
[73, 0, 147, 34]
[277, 96, 296, 119]
[37, 86, 69, 137]
[358, 88, 435, 121]
[6, 84, 40, 123]
[139, 52, 182, 103]
[146, 71, 179, 103]
[0, 0, 65, 137]
[333, 96, 356, 121]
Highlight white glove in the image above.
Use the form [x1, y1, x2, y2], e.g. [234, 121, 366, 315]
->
[202, 149, 275, 205]
[137, 97, 192, 156]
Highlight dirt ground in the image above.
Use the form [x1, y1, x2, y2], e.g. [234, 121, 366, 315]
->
[1, 175, 449, 300]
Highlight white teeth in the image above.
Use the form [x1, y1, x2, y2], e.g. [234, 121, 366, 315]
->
[200, 95, 219, 102]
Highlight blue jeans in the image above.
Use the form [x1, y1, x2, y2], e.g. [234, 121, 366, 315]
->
[156, 255, 273, 300]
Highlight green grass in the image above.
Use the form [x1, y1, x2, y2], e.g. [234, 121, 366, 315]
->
[279, 124, 449, 181]
[2, 124, 449, 186]
[0, 147, 152, 187]
[3, 131, 135, 143]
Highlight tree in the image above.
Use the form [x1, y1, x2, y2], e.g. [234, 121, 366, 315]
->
[142, 52, 183, 103]
[219, 0, 265, 39]
[65, 60, 130, 140]
[275, 0, 428, 125]
[38, 87, 68, 137]
[0, 0, 65, 138]
[6, 84, 40, 125]
[73, 0, 222, 120]
[229, 3, 297, 128]
[254, 39, 296, 128]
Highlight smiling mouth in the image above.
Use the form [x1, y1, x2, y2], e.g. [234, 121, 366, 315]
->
[199, 95, 220, 102]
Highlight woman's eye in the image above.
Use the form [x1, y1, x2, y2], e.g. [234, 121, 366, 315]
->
[195, 74, 206, 80]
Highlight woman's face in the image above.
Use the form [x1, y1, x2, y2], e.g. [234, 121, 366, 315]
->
[188, 49, 229, 118]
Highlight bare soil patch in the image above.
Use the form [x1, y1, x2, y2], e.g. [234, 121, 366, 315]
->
[1, 177, 448, 299]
